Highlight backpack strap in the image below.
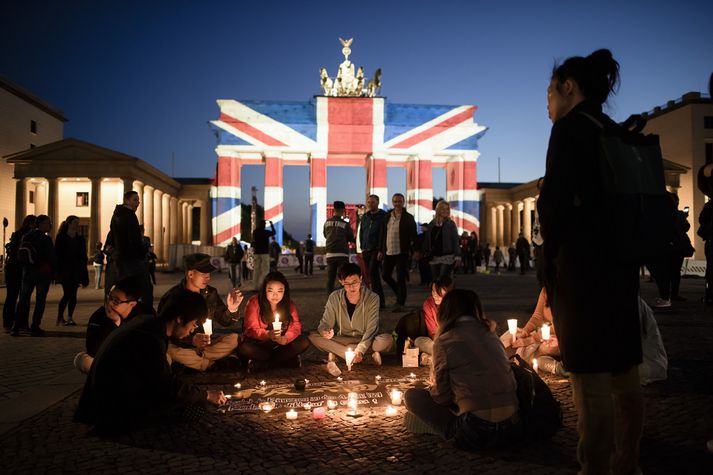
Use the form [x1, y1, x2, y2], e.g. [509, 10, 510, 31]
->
[579, 111, 604, 129]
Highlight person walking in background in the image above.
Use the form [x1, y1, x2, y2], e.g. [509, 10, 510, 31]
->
[482, 243, 491, 270]
[493, 246, 504, 273]
[324, 201, 355, 294]
[538, 49, 643, 474]
[294, 241, 304, 274]
[268, 236, 281, 272]
[12, 215, 56, 336]
[507, 243, 517, 271]
[91, 241, 104, 289]
[251, 220, 275, 290]
[423, 200, 460, 280]
[358, 194, 387, 308]
[304, 233, 315, 276]
[379, 193, 417, 312]
[515, 233, 531, 275]
[110, 191, 153, 308]
[467, 231, 478, 274]
[3, 215, 36, 332]
[224, 237, 244, 287]
[55, 215, 89, 326]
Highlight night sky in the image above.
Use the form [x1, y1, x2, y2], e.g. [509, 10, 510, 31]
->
[2, 0, 711, 239]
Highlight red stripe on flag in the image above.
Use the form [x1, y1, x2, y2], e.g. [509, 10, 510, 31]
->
[408, 199, 434, 211]
[327, 98, 374, 155]
[216, 156, 241, 187]
[264, 203, 284, 220]
[265, 156, 283, 187]
[220, 112, 287, 147]
[214, 223, 242, 245]
[310, 157, 326, 187]
[391, 106, 476, 149]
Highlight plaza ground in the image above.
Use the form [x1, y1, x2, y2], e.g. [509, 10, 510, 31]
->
[0, 267, 712, 473]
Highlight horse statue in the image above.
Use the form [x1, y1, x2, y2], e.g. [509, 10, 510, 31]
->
[366, 68, 382, 97]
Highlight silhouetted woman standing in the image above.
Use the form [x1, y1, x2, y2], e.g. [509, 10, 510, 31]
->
[55, 215, 89, 325]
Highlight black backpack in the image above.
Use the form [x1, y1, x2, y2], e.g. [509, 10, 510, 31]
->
[17, 233, 39, 266]
[582, 112, 675, 264]
[510, 354, 562, 439]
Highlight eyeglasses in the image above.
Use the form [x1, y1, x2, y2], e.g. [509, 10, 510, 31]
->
[341, 279, 361, 288]
[107, 295, 136, 306]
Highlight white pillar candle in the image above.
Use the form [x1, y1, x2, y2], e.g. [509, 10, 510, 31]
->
[273, 313, 282, 333]
[203, 318, 213, 336]
[385, 405, 398, 417]
[532, 358, 539, 373]
[390, 389, 403, 406]
[541, 323, 551, 341]
[345, 347, 355, 371]
[285, 409, 298, 420]
[507, 319, 518, 342]
[347, 392, 358, 414]
[260, 402, 274, 413]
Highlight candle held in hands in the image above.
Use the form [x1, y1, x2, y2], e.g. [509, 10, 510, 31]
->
[344, 347, 355, 371]
[541, 323, 551, 341]
[507, 319, 518, 342]
[273, 313, 282, 334]
[203, 318, 213, 336]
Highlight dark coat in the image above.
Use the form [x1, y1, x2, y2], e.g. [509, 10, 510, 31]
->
[358, 209, 387, 252]
[379, 209, 417, 255]
[537, 100, 642, 373]
[109, 205, 144, 261]
[74, 315, 206, 432]
[55, 233, 89, 285]
[224, 243, 244, 264]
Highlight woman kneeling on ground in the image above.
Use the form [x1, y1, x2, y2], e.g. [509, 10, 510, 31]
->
[404, 288, 522, 451]
[238, 271, 309, 371]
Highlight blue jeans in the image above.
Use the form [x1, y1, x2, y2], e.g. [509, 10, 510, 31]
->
[14, 267, 52, 330]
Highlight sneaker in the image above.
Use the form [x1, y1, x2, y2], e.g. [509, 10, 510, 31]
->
[372, 351, 382, 366]
[651, 298, 671, 308]
[64, 319, 77, 326]
[326, 361, 342, 377]
[420, 353, 432, 366]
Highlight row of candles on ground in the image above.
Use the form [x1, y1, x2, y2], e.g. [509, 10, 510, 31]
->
[255, 389, 404, 420]
[507, 319, 551, 373]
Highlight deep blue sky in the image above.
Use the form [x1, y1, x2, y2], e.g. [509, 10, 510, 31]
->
[2, 1, 711, 239]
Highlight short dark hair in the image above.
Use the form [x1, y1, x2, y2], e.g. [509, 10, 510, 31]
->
[110, 277, 141, 301]
[392, 193, 405, 200]
[158, 288, 207, 324]
[431, 274, 454, 294]
[124, 190, 139, 201]
[338, 262, 362, 280]
[368, 194, 379, 202]
[35, 214, 51, 226]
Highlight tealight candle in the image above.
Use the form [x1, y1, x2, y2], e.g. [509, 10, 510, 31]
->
[336, 376, 343, 383]
[408, 372, 416, 379]
[347, 392, 358, 414]
[303, 403, 312, 411]
[375, 375, 382, 383]
[532, 358, 539, 373]
[385, 405, 397, 417]
[259, 380, 266, 388]
[541, 323, 551, 341]
[286, 409, 298, 420]
[273, 313, 282, 334]
[345, 347, 355, 371]
[390, 389, 403, 406]
[260, 402, 274, 413]
[326, 400, 338, 410]
[507, 319, 518, 342]
[312, 407, 326, 420]
[234, 383, 241, 389]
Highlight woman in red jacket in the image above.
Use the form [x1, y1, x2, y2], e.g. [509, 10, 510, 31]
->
[237, 271, 309, 372]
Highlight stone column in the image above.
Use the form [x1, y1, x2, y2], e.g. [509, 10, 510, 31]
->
[134, 181, 145, 224]
[199, 199, 211, 246]
[89, 177, 102, 249]
[503, 203, 512, 246]
[169, 197, 178, 246]
[143, 185, 154, 240]
[122, 177, 134, 196]
[512, 201, 522, 242]
[15, 178, 27, 230]
[406, 155, 434, 225]
[489, 205, 497, 246]
[187, 202, 194, 244]
[162, 193, 170, 260]
[496, 205, 504, 247]
[47, 177, 59, 236]
[523, 198, 533, 242]
[264, 155, 284, 245]
[180, 201, 187, 244]
[309, 154, 327, 246]
[153, 189, 163, 260]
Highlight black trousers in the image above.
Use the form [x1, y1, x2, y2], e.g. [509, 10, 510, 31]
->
[362, 250, 385, 307]
[2, 263, 21, 328]
[58, 280, 79, 319]
[236, 335, 310, 367]
[651, 252, 684, 300]
[326, 256, 348, 293]
[382, 253, 409, 305]
[304, 254, 314, 275]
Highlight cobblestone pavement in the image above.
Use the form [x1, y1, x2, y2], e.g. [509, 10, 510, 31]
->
[0, 267, 712, 473]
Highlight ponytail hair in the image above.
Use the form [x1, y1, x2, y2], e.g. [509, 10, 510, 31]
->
[552, 49, 620, 105]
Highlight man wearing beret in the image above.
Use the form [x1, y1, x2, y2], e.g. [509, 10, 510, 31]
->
[158, 253, 243, 371]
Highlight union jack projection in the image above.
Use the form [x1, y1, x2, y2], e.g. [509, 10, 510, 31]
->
[210, 97, 487, 246]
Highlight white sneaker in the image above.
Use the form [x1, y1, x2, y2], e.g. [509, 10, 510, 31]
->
[327, 352, 336, 362]
[372, 351, 382, 366]
[326, 361, 342, 377]
[652, 298, 671, 308]
[419, 353, 432, 366]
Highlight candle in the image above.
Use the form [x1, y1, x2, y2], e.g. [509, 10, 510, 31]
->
[344, 347, 355, 371]
[259, 380, 266, 388]
[326, 400, 338, 410]
[234, 383, 241, 389]
[303, 403, 312, 411]
[533, 358, 539, 373]
[294, 379, 307, 391]
[273, 313, 282, 334]
[408, 372, 416, 380]
[286, 409, 298, 420]
[541, 323, 551, 341]
[203, 318, 213, 336]
[375, 375, 382, 384]
[225, 394, 232, 399]
[260, 402, 274, 413]
[390, 389, 403, 406]
[336, 376, 343, 383]
[385, 405, 398, 417]
[312, 407, 326, 420]
[507, 319, 518, 342]
[347, 392, 358, 414]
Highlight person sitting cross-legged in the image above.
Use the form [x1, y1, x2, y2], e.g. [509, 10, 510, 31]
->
[158, 253, 243, 372]
[309, 263, 393, 376]
[74, 289, 226, 435]
[237, 271, 310, 372]
[73, 277, 155, 374]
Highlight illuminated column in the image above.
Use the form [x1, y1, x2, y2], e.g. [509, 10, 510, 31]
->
[169, 197, 178, 246]
[406, 155, 433, 224]
[523, 198, 533, 242]
[134, 181, 144, 224]
[446, 155, 479, 234]
[503, 203, 512, 246]
[180, 201, 188, 243]
[143, 185, 154, 240]
[199, 199, 211, 245]
[187, 202, 194, 243]
[153, 189, 163, 261]
[212, 155, 241, 245]
[89, 177, 102, 249]
[162, 193, 170, 260]
[47, 177, 59, 236]
[309, 154, 327, 246]
[365, 154, 388, 209]
[15, 178, 27, 230]
[264, 155, 284, 245]
[512, 201, 522, 243]
[496, 205, 504, 247]
[122, 177, 134, 196]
